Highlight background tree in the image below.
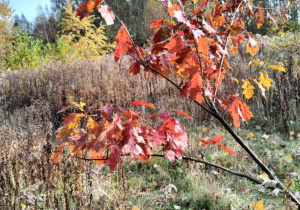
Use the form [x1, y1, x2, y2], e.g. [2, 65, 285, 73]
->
[59, 0, 114, 58]
[32, 5, 57, 43]
[0, 0, 13, 69]
[13, 13, 33, 33]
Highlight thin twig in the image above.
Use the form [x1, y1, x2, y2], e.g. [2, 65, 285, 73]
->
[214, 0, 244, 98]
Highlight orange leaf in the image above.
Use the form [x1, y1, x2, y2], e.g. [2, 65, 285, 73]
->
[168, 4, 181, 17]
[223, 95, 253, 127]
[150, 18, 165, 29]
[172, 111, 193, 119]
[131, 100, 155, 108]
[75, 0, 102, 20]
[214, 16, 226, 27]
[90, 149, 106, 165]
[197, 37, 209, 54]
[246, 33, 259, 56]
[50, 145, 65, 164]
[198, 134, 235, 155]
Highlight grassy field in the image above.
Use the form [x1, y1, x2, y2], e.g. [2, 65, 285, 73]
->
[0, 54, 299, 209]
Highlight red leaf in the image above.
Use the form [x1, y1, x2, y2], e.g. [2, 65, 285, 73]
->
[114, 26, 131, 62]
[165, 35, 186, 54]
[131, 100, 155, 109]
[129, 61, 141, 74]
[235, 34, 245, 47]
[198, 134, 235, 155]
[172, 111, 193, 119]
[179, 71, 204, 103]
[217, 143, 236, 155]
[105, 147, 122, 170]
[98, 114, 123, 143]
[99, 105, 113, 119]
[165, 150, 176, 161]
[57, 106, 70, 113]
[198, 134, 224, 145]
[114, 41, 127, 62]
[98, 5, 115, 25]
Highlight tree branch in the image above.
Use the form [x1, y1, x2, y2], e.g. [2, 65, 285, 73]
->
[151, 154, 262, 185]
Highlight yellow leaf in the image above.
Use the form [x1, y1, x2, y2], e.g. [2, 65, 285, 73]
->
[232, 77, 239, 84]
[258, 173, 270, 181]
[248, 132, 254, 138]
[71, 101, 85, 111]
[253, 199, 265, 210]
[258, 71, 272, 90]
[21, 203, 26, 209]
[193, 0, 199, 3]
[285, 155, 293, 163]
[131, 206, 140, 210]
[268, 65, 286, 72]
[202, 127, 207, 132]
[242, 80, 255, 99]
[249, 60, 266, 67]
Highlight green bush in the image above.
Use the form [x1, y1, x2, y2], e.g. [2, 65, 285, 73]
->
[6, 28, 77, 70]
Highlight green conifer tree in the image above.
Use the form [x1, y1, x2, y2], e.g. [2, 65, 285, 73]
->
[59, 0, 114, 59]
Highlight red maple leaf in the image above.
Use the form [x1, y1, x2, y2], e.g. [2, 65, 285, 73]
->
[114, 26, 132, 62]
[105, 147, 122, 170]
[180, 71, 204, 103]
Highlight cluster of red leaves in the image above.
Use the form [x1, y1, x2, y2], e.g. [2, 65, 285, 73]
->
[109, 0, 259, 127]
[53, 0, 288, 167]
[51, 100, 190, 169]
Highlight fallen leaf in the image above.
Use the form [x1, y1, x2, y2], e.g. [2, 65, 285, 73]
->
[258, 173, 270, 181]
[252, 199, 265, 210]
[248, 132, 254, 138]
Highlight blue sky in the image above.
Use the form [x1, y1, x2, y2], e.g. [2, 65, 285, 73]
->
[9, 0, 51, 22]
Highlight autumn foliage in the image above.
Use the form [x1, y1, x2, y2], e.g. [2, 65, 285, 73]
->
[52, 101, 191, 169]
[47, 0, 300, 206]
[51, 0, 300, 205]
[52, 0, 290, 166]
